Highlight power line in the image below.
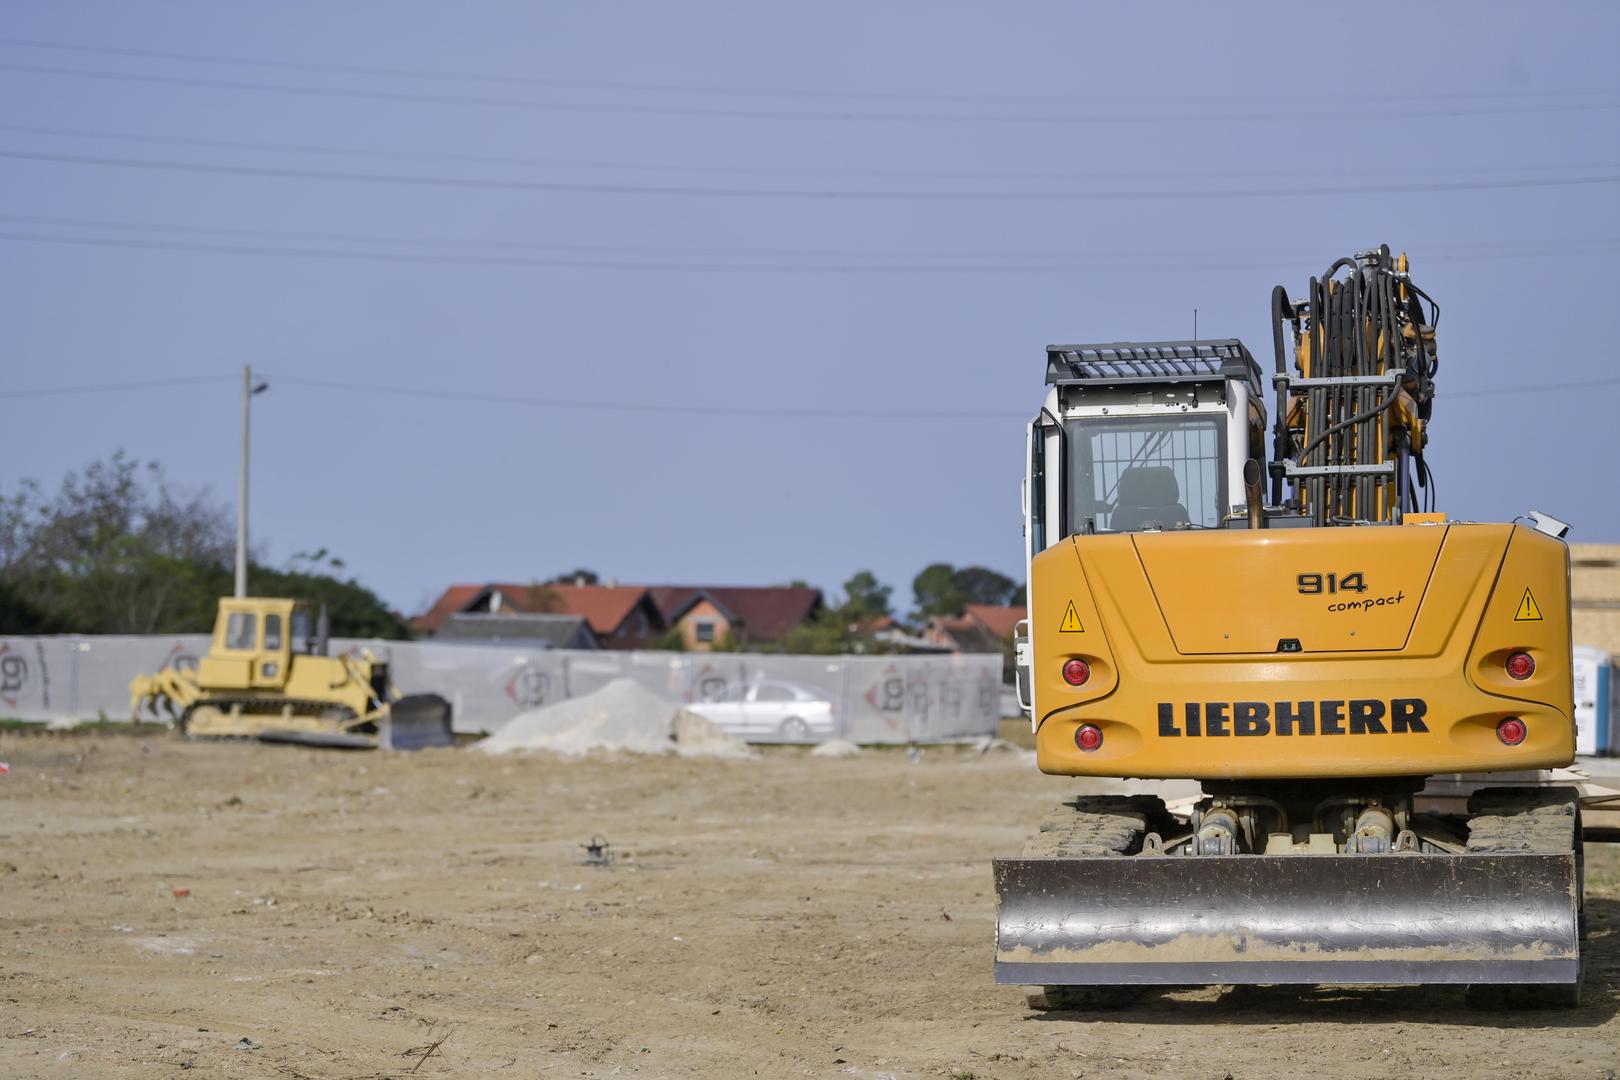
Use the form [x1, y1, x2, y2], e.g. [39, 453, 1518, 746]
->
[4, 371, 1613, 417]
[4, 35, 1616, 108]
[7, 226, 1620, 276]
[7, 225, 1620, 274]
[8, 121, 1617, 185]
[5, 60, 1620, 125]
[0, 374, 235, 399]
[5, 212, 1620, 269]
[6, 147, 1620, 202]
[1447, 375, 1620, 399]
[264, 375, 1023, 420]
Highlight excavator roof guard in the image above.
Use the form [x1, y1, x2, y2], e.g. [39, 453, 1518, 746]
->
[1045, 339, 1263, 397]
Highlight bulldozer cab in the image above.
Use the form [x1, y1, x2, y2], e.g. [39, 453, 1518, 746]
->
[1023, 340, 1266, 558]
[198, 598, 310, 692]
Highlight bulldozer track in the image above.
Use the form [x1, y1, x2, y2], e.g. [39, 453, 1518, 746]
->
[180, 698, 363, 736]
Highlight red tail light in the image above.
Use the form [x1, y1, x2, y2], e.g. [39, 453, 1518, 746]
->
[1074, 724, 1103, 752]
[1062, 659, 1090, 686]
[1497, 717, 1527, 746]
[1506, 652, 1534, 680]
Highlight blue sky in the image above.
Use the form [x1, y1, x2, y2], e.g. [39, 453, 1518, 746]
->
[2, 2, 1617, 615]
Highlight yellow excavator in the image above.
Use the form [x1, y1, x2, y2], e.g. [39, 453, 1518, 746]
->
[998, 246, 1588, 1006]
[129, 597, 453, 750]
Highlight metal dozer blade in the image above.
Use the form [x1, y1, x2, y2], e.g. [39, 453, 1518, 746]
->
[993, 852, 1580, 990]
[381, 693, 456, 751]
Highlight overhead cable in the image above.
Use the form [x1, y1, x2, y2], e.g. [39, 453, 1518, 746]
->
[4, 61, 1620, 124]
[7, 122, 1617, 185]
[2, 35, 1617, 107]
[5, 147, 1620, 202]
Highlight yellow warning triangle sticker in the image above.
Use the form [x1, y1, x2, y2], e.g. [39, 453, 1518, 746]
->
[1058, 600, 1085, 633]
[1514, 588, 1543, 622]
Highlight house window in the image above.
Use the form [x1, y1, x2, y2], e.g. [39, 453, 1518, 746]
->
[694, 620, 717, 643]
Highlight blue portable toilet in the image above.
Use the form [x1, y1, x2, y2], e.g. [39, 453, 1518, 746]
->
[1573, 645, 1613, 755]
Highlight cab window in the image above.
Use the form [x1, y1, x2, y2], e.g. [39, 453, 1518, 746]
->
[225, 612, 258, 651]
[1067, 415, 1227, 533]
[290, 609, 312, 654]
[263, 613, 283, 650]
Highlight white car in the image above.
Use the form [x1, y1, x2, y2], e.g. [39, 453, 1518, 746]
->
[687, 681, 837, 743]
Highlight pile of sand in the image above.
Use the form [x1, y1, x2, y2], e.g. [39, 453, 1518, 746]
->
[474, 678, 753, 759]
[809, 739, 861, 758]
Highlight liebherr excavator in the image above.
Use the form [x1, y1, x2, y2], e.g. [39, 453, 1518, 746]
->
[997, 246, 1586, 1006]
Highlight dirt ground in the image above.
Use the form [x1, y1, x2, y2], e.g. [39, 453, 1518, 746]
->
[2, 732, 1617, 1079]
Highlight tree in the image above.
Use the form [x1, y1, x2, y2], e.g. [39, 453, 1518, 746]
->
[252, 564, 414, 639]
[0, 452, 409, 638]
[911, 563, 1019, 619]
[549, 569, 599, 586]
[953, 566, 1018, 607]
[840, 570, 892, 621]
[911, 563, 966, 619]
[0, 452, 234, 633]
[0, 579, 57, 633]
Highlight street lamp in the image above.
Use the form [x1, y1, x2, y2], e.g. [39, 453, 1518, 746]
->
[235, 364, 270, 598]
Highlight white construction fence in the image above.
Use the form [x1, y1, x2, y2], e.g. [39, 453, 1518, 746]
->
[0, 634, 1004, 744]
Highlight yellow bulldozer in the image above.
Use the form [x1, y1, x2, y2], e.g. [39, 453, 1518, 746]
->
[129, 597, 453, 750]
[997, 246, 1592, 1006]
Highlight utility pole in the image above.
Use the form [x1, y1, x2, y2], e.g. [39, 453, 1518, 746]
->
[235, 365, 269, 598]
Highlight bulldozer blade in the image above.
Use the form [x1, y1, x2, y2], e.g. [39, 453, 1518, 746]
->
[381, 693, 455, 751]
[994, 853, 1579, 987]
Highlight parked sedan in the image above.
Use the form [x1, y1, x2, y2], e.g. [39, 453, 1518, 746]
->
[687, 680, 837, 743]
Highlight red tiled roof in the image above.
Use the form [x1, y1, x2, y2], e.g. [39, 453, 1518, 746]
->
[650, 586, 823, 642]
[416, 582, 656, 636]
[545, 585, 655, 635]
[924, 613, 1003, 654]
[964, 604, 1024, 640]
[414, 583, 486, 634]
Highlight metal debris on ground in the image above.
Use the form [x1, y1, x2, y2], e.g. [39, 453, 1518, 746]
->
[580, 835, 616, 867]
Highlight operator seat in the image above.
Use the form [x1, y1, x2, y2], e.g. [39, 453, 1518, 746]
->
[1109, 465, 1190, 532]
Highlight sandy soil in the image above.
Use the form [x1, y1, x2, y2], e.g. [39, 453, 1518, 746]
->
[2, 732, 1617, 1079]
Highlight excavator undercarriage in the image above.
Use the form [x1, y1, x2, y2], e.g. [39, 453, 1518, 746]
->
[996, 786, 1582, 998]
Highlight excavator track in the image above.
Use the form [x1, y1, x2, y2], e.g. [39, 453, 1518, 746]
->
[1462, 786, 1585, 1007]
[1019, 795, 1168, 1010]
[1465, 787, 1581, 855]
[1022, 795, 1172, 858]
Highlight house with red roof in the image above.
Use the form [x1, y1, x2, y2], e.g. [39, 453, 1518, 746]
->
[647, 586, 824, 652]
[416, 581, 825, 652]
[415, 582, 666, 649]
[922, 603, 1025, 654]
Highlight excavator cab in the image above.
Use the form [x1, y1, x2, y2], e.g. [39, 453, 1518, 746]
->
[1023, 340, 1267, 557]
